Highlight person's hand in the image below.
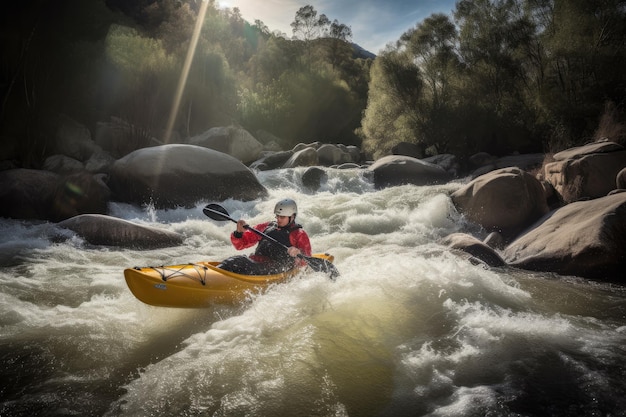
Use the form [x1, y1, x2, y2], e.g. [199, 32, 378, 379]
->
[236, 220, 248, 233]
[287, 246, 301, 257]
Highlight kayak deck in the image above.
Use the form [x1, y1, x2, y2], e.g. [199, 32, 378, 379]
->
[124, 253, 334, 308]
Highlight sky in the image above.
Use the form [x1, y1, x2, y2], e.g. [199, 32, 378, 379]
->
[217, 0, 458, 54]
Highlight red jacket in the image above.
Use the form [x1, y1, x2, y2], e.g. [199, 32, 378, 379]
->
[231, 221, 312, 265]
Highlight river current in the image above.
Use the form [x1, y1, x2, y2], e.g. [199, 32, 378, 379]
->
[1, 167, 625, 416]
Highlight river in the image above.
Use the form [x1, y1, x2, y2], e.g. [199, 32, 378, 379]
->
[1, 167, 625, 417]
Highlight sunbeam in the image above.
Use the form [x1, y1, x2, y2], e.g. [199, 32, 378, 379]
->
[163, 0, 210, 143]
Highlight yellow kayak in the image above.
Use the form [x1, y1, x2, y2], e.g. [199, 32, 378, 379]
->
[124, 253, 334, 308]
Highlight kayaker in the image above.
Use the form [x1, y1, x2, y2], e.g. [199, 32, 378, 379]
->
[218, 198, 313, 275]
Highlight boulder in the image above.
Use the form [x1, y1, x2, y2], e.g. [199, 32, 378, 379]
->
[108, 144, 267, 208]
[440, 233, 506, 267]
[503, 193, 626, 281]
[543, 141, 626, 203]
[423, 154, 459, 177]
[0, 169, 110, 221]
[189, 126, 263, 164]
[368, 155, 451, 189]
[0, 169, 58, 220]
[450, 167, 549, 238]
[344, 145, 362, 163]
[249, 150, 294, 171]
[51, 172, 111, 221]
[282, 147, 319, 168]
[317, 144, 351, 166]
[552, 141, 623, 160]
[57, 214, 184, 249]
[302, 167, 327, 191]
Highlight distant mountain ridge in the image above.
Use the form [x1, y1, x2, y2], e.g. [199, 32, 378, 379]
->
[352, 43, 376, 60]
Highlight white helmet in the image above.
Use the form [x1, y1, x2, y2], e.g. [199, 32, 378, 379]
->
[274, 198, 297, 217]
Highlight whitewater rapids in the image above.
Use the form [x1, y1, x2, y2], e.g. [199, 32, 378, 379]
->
[1, 167, 625, 416]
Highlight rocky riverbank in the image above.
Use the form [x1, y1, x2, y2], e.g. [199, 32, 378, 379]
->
[1, 117, 625, 282]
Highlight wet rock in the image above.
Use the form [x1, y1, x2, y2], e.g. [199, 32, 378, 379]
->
[302, 167, 327, 191]
[57, 214, 184, 249]
[0, 169, 110, 222]
[451, 167, 549, 239]
[189, 125, 263, 164]
[503, 193, 626, 282]
[368, 155, 450, 189]
[543, 141, 626, 203]
[317, 144, 351, 166]
[441, 233, 506, 267]
[249, 150, 294, 171]
[0, 169, 58, 220]
[282, 147, 319, 168]
[108, 144, 267, 208]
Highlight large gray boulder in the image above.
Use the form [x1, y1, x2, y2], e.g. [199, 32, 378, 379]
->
[108, 144, 267, 208]
[0, 169, 58, 220]
[282, 147, 319, 168]
[450, 167, 549, 238]
[503, 193, 626, 281]
[440, 233, 506, 267]
[317, 144, 351, 166]
[423, 154, 460, 177]
[57, 214, 184, 248]
[0, 169, 110, 221]
[249, 150, 294, 171]
[189, 126, 263, 164]
[543, 141, 626, 203]
[301, 167, 327, 191]
[368, 155, 451, 189]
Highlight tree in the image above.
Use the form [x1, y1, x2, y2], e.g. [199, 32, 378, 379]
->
[536, 0, 626, 145]
[454, 0, 539, 154]
[359, 51, 424, 158]
[290, 5, 330, 67]
[401, 14, 459, 115]
[326, 19, 352, 70]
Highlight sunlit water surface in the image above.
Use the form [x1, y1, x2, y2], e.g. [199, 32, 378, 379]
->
[1, 168, 625, 417]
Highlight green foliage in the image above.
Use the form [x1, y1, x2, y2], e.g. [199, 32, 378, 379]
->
[360, 52, 423, 159]
[361, 0, 626, 160]
[3, 0, 623, 169]
[105, 25, 176, 74]
[239, 69, 362, 147]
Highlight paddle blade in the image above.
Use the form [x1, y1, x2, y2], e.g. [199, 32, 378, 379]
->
[303, 256, 340, 280]
[203, 204, 235, 223]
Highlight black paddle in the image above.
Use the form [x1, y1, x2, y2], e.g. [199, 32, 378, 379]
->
[203, 203, 339, 279]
